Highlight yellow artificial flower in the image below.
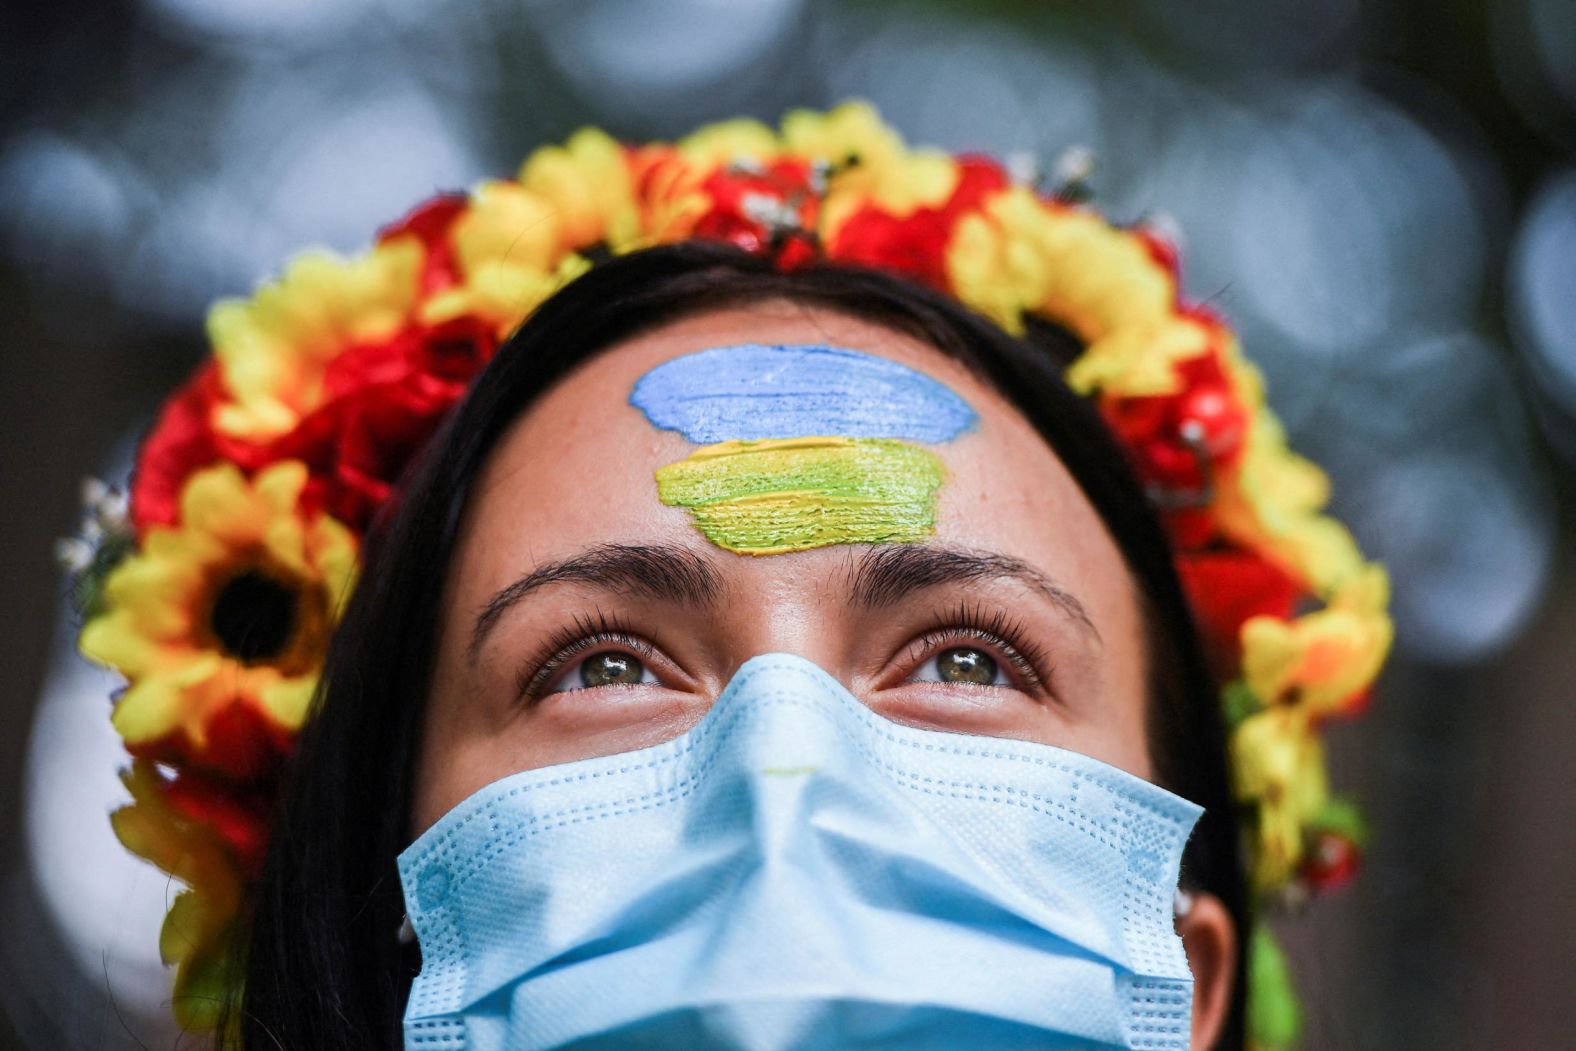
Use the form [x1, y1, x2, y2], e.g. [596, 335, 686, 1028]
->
[947, 187, 1179, 346]
[1220, 336, 1269, 411]
[111, 759, 244, 1033]
[1064, 315, 1214, 398]
[625, 143, 713, 244]
[1241, 565, 1393, 716]
[421, 180, 588, 334]
[677, 116, 780, 168]
[209, 240, 423, 442]
[79, 462, 356, 761]
[1231, 707, 1329, 890]
[518, 127, 641, 253]
[946, 204, 1033, 333]
[1216, 409, 1367, 594]
[781, 100, 957, 236]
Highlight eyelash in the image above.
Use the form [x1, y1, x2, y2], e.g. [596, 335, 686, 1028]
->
[514, 601, 1053, 703]
[903, 601, 1052, 691]
[514, 611, 656, 704]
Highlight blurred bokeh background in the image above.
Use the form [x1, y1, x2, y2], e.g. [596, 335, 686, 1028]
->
[1, 0, 1572, 1047]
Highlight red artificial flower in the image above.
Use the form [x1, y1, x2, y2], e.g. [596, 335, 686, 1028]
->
[1160, 506, 1219, 552]
[160, 765, 275, 880]
[128, 362, 227, 535]
[134, 313, 495, 540]
[1134, 225, 1181, 287]
[126, 693, 295, 788]
[377, 192, 469, 297]
[832, 156, 1008, 290]
[1176, 545, 1304, 678]
[692, 158, 822, 265]
[1100, 341, 1249, 502]
[217, 316, 498, 532]
[1094, 334, 1250, 553]
[1298, 830, 1362, 892]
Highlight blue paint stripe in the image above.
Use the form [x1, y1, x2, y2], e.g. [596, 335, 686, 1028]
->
[629, 343, 977, 444]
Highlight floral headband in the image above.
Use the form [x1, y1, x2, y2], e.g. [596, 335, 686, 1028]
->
[63, 101, 1392, 1048]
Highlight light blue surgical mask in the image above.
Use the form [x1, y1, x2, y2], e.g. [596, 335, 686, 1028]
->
[398, 653, 1202, 1050]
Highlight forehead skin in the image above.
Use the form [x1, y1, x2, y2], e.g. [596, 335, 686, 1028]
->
[413, 301, 1150, 833]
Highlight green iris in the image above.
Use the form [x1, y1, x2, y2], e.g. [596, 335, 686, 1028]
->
[936, 647, 997, 685]
[580, 652, 645, 688]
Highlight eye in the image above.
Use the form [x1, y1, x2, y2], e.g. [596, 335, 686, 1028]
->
[910, 644, 1009, 688]
[514, 615, 668, 703]
[893, 605, 1052, 696]
[545, 648, 659, 694]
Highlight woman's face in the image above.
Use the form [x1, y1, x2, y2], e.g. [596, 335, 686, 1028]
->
[414, 301, 1151, 830]
[410, 300, 1238, 1051]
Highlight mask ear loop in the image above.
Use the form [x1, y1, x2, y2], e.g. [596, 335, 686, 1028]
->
[398, 914, 416, 945]
[1173, 888, 1195, 920]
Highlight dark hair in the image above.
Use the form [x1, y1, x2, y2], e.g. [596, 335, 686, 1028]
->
[235, 240, 1247, 1048]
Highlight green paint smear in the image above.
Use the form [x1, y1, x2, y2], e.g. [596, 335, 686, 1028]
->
[655, 436, 944, 555]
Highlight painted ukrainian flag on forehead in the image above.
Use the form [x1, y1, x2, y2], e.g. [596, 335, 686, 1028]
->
[630, 344, 977, 556]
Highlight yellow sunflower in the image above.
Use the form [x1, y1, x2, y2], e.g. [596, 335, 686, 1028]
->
[79, 461, 357, 773]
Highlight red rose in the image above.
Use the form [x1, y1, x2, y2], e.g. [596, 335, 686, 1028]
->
[160, 764, 275, 880]
[128, 361, 227, 535]
[377, 192, 469, 297]
[692, 159, 821, 264]
[218, 316, 498, 531]
[832, 156, 1008, 290]
[1101, 342, 1249, 495]
[1176, 546, 1303, 677]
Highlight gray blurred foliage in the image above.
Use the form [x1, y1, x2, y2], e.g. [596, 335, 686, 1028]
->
[1, 0, 1572, 1047]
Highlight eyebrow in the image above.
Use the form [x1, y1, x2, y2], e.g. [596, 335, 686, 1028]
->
[467, 543, 725, 665]
[848, 543, 1101, 643]
[467, 540, 1098, 665]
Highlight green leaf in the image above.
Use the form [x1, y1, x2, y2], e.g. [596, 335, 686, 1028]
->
[169, 913, 242, 1034]
[1222, 679, 1265, 728]
[69, 530, 135, 621]
[1307, 796, 1369, 846]
[1248, 924, 1303, 1050]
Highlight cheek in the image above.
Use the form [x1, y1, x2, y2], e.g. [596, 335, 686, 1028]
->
[412, 661, 713, 837]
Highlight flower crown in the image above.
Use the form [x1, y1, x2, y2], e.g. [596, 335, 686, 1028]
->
[64, 101, 1391, 1048]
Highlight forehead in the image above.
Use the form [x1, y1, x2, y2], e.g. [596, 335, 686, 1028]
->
[456, 300, 1135, 627]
